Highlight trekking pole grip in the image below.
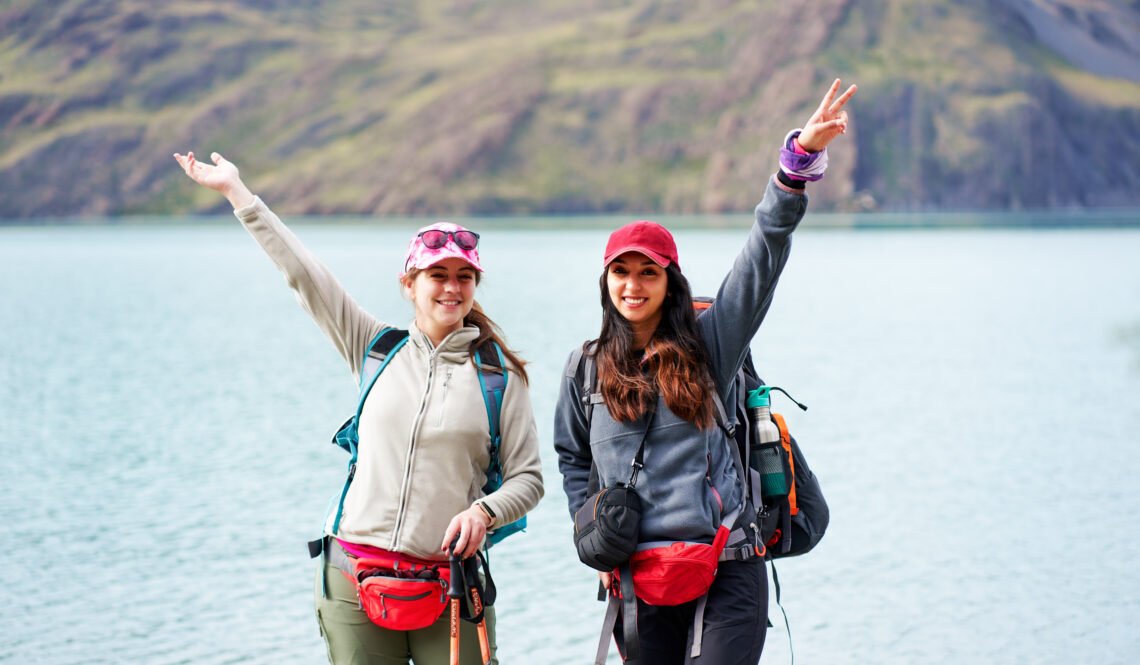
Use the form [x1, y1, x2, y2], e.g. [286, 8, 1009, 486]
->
[448, 536, 465, 599]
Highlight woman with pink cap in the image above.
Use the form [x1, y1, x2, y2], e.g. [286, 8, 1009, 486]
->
[554, 79, 856, 664]
[174, 152, 543, 665]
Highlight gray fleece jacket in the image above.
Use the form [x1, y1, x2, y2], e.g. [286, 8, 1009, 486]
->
[234, 197, 544, 560]
[554, 178, 805, 545]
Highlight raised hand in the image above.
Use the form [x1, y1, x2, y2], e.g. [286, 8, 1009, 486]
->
[796, 79, 858, 153]
[172, 151, 253, 208]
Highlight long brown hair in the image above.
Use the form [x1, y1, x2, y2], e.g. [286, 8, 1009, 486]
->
[595, 263, 713, 428]
[403, 267, 529, 384]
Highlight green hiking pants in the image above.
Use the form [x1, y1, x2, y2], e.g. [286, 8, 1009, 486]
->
[315, 555, 499, 665]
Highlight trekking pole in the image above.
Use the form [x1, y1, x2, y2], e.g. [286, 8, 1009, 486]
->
[466, 558, 493, 665]
[448, 539, 464, 665]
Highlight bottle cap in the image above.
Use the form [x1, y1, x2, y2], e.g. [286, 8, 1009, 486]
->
[746, 387, 771, 409]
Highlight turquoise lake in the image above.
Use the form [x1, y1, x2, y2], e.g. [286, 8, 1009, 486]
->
[1, 212, 1138, 664]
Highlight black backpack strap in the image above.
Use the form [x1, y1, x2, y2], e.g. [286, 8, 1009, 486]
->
[571, 341, 603, 495]
[716, 366, 762, 562]
[570, 340, 601, 428]
[770, 561, 795, 661]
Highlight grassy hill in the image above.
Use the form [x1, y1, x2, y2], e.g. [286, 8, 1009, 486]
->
[1, 0, 1138, 217]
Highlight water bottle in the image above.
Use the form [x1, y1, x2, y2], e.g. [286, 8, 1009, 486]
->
[747, 387, 788, 502]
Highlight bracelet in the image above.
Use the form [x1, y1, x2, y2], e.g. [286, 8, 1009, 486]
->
[779, 128, 828, 182]
[475, 501, 497, 527]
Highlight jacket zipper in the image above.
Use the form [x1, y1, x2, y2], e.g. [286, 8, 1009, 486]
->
[437, 367, 452, 427]
[390, 347, 436, 550]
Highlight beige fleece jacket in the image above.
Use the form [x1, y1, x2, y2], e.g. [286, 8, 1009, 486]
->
[234, 197, 544, 560]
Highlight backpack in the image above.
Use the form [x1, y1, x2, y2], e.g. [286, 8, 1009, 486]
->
[731, 353, 828, 560]
[570, 337, 827, 562]
[326, 326, 526, 546]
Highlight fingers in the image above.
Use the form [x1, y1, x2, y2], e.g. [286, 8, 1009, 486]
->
[172, 151, 197, 176]
[444, 520, 462, 556]
[823, 114, 848, 132]
[441, 513, 485, 558]
[818, 78, 841, 112]
[454, 533, 470, 558]
[211, 152, 225, 165]
[827, 84, 858, 115]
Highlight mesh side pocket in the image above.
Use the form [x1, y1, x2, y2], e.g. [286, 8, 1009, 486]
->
[752, 441, 791, 503]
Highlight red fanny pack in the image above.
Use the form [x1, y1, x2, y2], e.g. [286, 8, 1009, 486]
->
[620, 524, 731, 606]
[336, 543, 450, 631]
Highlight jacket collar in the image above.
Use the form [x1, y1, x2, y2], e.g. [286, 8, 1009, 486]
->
[408, 320, 480, 364]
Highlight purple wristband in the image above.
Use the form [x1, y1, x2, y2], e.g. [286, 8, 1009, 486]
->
[779, 129, 827, 182]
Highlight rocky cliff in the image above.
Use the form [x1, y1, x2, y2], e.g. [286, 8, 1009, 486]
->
[1, 0, 1137, 218]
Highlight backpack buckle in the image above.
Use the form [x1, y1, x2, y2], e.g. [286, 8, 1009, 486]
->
[718, 546, 753, 562]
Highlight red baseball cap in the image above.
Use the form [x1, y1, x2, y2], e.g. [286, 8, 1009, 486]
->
[603, 220, 680, 270]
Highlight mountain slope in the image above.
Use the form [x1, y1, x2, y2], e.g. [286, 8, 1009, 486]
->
[1, 0, 1138, 217]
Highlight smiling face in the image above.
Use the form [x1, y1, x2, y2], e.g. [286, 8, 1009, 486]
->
[402, 257, 479, 346]
[606, 251, 668, 347]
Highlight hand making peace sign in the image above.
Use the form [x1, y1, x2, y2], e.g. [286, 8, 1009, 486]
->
[796, 78, 858, 153]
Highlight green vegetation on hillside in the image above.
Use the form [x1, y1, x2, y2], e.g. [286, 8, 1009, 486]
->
[1, 0, 1138, 217]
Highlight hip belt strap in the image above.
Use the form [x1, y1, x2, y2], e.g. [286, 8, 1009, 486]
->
[689, 593, 710, 658]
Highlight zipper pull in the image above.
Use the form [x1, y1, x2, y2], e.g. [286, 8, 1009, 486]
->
[749, 522, 767, 558]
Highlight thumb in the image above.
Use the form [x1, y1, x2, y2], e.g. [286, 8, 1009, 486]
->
[211, 152, 226, 165]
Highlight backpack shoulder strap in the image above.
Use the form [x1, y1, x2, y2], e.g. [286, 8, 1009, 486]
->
[473, 339, 508, 460]
[569, 340, 601, 428]
[359, 327, 411, 403]
[474, 340, 530, 546]
[330, 327, 409, 536]
[568, 340, 604, 495]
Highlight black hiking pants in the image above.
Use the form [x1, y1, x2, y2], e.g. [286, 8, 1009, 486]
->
[616, 557, 768, 664]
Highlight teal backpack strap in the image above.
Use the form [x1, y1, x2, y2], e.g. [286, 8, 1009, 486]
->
[330, 327, 410, 535]
[474, 341, 507, 460]
[473, 341, 526, 546]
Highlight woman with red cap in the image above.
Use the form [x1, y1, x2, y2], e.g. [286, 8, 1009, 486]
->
[173, 152, 543, 665]
[554, 79, 856, 664]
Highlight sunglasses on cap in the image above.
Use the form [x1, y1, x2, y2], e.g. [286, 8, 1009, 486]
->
[417, 229, 480, 251]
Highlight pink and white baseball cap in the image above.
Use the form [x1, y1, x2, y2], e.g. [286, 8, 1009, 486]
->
[400, 222, 483, 277]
